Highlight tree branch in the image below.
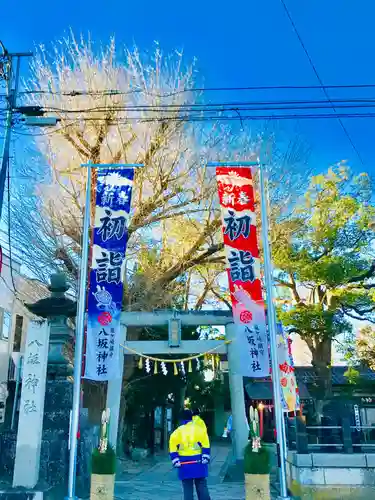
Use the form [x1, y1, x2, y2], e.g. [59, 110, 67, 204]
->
[342, 308, 375, 324]
[156, 242, 223, 288]
[63, 133, 90, 160]
[275, 274, 303, 304]
[347, 260, 375, 284]
[194, 280, 212, 310]
[129, 189, 182, 233]
[210, 287, 232, 310]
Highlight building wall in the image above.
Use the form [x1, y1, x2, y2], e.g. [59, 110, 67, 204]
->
[290, 333, 312, 366]
[0, 254, 32, 384]
[287, 451, 375, 499]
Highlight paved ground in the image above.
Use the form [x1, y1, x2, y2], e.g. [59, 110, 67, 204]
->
[113, 443, 280, 500]
[116, 443, 231, 484]
[115, 480, 246, 500]
[0, 442, 280, 499]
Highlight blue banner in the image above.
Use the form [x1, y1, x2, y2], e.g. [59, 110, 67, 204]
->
[84, 168, 134, 381]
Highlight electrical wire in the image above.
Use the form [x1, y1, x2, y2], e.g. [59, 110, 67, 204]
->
[3, 103, 375, 139]
[10, 82, 375, 98]
[279, 0, 365, 165]
[38, 97, 375, 112]
[9, 112, 375, 134]
[38, 100, 375, 115]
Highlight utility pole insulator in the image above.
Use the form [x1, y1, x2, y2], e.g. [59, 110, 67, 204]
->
[24, 116, 58, 127]
[17, 106, 44, 116]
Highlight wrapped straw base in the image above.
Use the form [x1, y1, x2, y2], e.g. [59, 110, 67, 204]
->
[245, 473, 270, 500]
[90, 473, 115, 500]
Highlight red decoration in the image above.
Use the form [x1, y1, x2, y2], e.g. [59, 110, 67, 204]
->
[216, 166, 268, 377]
[239, 310, 253, 323]
[281, 377, 288, 387]
[98, 311, 112, 326]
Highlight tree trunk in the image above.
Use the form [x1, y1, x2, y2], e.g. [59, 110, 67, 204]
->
[307, 337, 333, 423]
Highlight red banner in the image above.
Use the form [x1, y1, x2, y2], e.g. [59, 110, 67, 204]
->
[216, 167, 269, 377]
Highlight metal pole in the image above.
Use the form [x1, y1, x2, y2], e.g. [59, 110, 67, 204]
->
[259, 161, 290, 499]
[66, 164, 92, 500]
[0, 55, 14, 221]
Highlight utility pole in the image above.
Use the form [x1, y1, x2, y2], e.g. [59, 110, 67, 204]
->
[0, 41, 32, 220]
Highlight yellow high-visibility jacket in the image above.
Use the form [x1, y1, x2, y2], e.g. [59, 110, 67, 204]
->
[193, 415, 207, 433]
[169, 420, 210, 480]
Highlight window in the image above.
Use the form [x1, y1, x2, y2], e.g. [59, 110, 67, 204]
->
[13, 315, 23, 352]
[0, 310, 11, 340]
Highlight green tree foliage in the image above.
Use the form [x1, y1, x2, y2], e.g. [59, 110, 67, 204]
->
[275, 165, 375, 399]
[343, 325, 375, 371]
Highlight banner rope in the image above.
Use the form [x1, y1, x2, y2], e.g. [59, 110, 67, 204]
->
[120, 340, 231, 364]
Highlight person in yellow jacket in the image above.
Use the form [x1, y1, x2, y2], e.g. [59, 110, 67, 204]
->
[169, 409, 212, 500]
[192, 408, 207, 433]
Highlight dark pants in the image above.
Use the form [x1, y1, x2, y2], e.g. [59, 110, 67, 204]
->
[182, 477, 211, 500]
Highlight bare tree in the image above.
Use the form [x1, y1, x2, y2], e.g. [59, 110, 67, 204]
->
[11, 36, 254, 294]
[8, 35, 311, 430]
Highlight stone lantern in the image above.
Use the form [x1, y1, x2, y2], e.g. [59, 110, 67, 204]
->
[25, 272, 76, 377]
[1, 273, 92, 493]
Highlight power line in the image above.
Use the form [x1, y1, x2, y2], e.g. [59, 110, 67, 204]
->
[279, 0, 365, 165]
[38, 98, 375, 114]
[7, 112, 375, 139]
[7, 82, 375, 98]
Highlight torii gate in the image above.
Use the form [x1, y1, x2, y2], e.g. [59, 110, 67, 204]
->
[106, 310, 249, 461]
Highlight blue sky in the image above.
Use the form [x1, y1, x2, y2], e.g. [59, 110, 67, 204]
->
[2, 0, 375, 172]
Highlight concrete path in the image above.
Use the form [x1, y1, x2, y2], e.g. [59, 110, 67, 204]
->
[114, 443, 281, 499]
[115, 480, 245, 500]
[116, 442, 231, 484]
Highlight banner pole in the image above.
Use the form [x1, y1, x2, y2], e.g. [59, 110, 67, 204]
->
[66, 163, 93, 500]
[207, 159, 290, 499]
[258, 160, 290, 500]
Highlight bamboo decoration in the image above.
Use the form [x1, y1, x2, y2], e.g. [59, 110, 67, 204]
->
[216, 354, 221, 370]
[249, 407, 261, 453]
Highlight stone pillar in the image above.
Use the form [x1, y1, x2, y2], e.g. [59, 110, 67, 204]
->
[21, 273, 97, 494]
[18, 274, 74, 488]
[226, 323, 249, 461]
[13, 321, 50, 488]
[0, 274, 82, 489]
